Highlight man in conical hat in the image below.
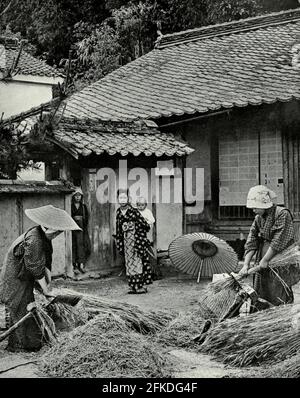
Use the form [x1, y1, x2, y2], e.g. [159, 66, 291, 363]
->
[0, 205, 80, 352]
[239, 185, 297, 309]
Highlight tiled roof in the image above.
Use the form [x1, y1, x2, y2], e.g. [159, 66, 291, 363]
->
[62, 8, 300, 122]
[0, 181, 74, 194]
[51, 119, 194, 157]
[8, 106, 194, 158]
[0, 43, 64, 79]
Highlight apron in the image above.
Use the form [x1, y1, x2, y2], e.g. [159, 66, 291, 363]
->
[253, 240, 294, 306]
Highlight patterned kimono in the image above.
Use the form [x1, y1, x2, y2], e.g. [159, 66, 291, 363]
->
[116, 205, 153, 290]
[0, 226, 52, 351]
[244, 205, 298, 306]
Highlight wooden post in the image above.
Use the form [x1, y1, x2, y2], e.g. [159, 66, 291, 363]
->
[64, 193, 73, 278]
[175, 156, 186, 235]
[282, 130, 289, 207]
[60, 157, 72, 181]
[150, 164, 158, 257]
[16, 195, 23, 235]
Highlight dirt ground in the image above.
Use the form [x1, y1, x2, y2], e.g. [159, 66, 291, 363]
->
[1, 270, 299, 378]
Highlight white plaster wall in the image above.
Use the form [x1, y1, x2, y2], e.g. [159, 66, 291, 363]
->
[0, 80, 53, 118]
[17, 163, 45, 181]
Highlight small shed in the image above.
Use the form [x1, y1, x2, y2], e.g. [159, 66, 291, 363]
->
[0, 29, 64, 119]
[0, 180, 74, 276]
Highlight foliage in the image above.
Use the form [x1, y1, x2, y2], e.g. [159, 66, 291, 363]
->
[206, 0, 261, 24]
[0, 123, 30, 178]
[1, 0, 299, 84]
[70, 22, 121, 88]
[0, 0, 298, 172]
[0, 0, 109, 64]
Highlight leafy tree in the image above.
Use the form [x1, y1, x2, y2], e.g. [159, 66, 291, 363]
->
[71, 0, 261, 87]
[0, 0, 109, 64]
[206, 0, 261, 24]
[0, 123, 30, 179]
[1, 0, 299, 83]
[71, 22, 121, 89]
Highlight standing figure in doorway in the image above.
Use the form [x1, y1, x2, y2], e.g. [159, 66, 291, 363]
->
[115, 189, 153, 294]
[71, 188, 91, 275]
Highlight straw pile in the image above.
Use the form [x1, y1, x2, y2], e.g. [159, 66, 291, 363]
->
[261, 352, 300, 378]
[35, 292, 88, 332]
[46, 301, 88, 331]
[52, 288, 175, 334]
[32, 306, 57, 345]
[41, 313, 171, 378]
[155, 312, 206, 348]
[201, 304, 300, 367]
[235, 353, 300, 378]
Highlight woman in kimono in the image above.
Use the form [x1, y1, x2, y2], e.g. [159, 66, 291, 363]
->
[239, 185, 299, 308]
[0, 205, 80, 352]
[71, 188, 91, 275]
[115, 189, 153, 294]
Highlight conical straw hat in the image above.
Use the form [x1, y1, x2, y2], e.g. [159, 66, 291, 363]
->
[25, 205, 81, 231]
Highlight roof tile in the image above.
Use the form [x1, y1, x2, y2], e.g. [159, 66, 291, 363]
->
[60, 10, 300, 122]
[0, 45, 64, 78]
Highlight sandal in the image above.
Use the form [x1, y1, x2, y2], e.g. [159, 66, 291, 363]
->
[136, 288, 148, 294]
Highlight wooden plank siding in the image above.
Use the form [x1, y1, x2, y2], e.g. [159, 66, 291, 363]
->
[0, 188, 73, 276]
[282, 127, 300, 240]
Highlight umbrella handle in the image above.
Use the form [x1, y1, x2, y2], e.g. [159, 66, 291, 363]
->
[197, 259, 204, 283]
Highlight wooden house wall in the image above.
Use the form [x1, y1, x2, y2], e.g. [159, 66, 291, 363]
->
[0, 191, 72, 276]
[164, 101, 300, 243]
[72, 156, 185, 271]
[281, 101, 300, 239]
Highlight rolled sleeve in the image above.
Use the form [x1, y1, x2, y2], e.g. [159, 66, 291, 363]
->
[244, 217, 259, 254]
[23, 235, 46, 280]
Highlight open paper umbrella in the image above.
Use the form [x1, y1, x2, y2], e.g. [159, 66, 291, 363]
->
[168, 232, 238, 282]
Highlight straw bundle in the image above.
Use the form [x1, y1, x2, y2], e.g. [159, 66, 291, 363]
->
[46, 301, 89, 331]
[32, 307, 57, 345]
[201, 304, 300, 367]
[197, 285, 240, 321]
[155, 312, 206, 348]
[261, 352, 300, 378]
[52, 288, 175, 334]
[41, 313, 171, 378]
[237, 352, 300, 378]
[35, 292, 88, 332]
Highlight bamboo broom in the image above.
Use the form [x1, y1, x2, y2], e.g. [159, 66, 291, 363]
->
[208, 242, 300, 294]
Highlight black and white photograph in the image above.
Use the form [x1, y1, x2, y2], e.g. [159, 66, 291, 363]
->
[0, 0, 300, 384]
